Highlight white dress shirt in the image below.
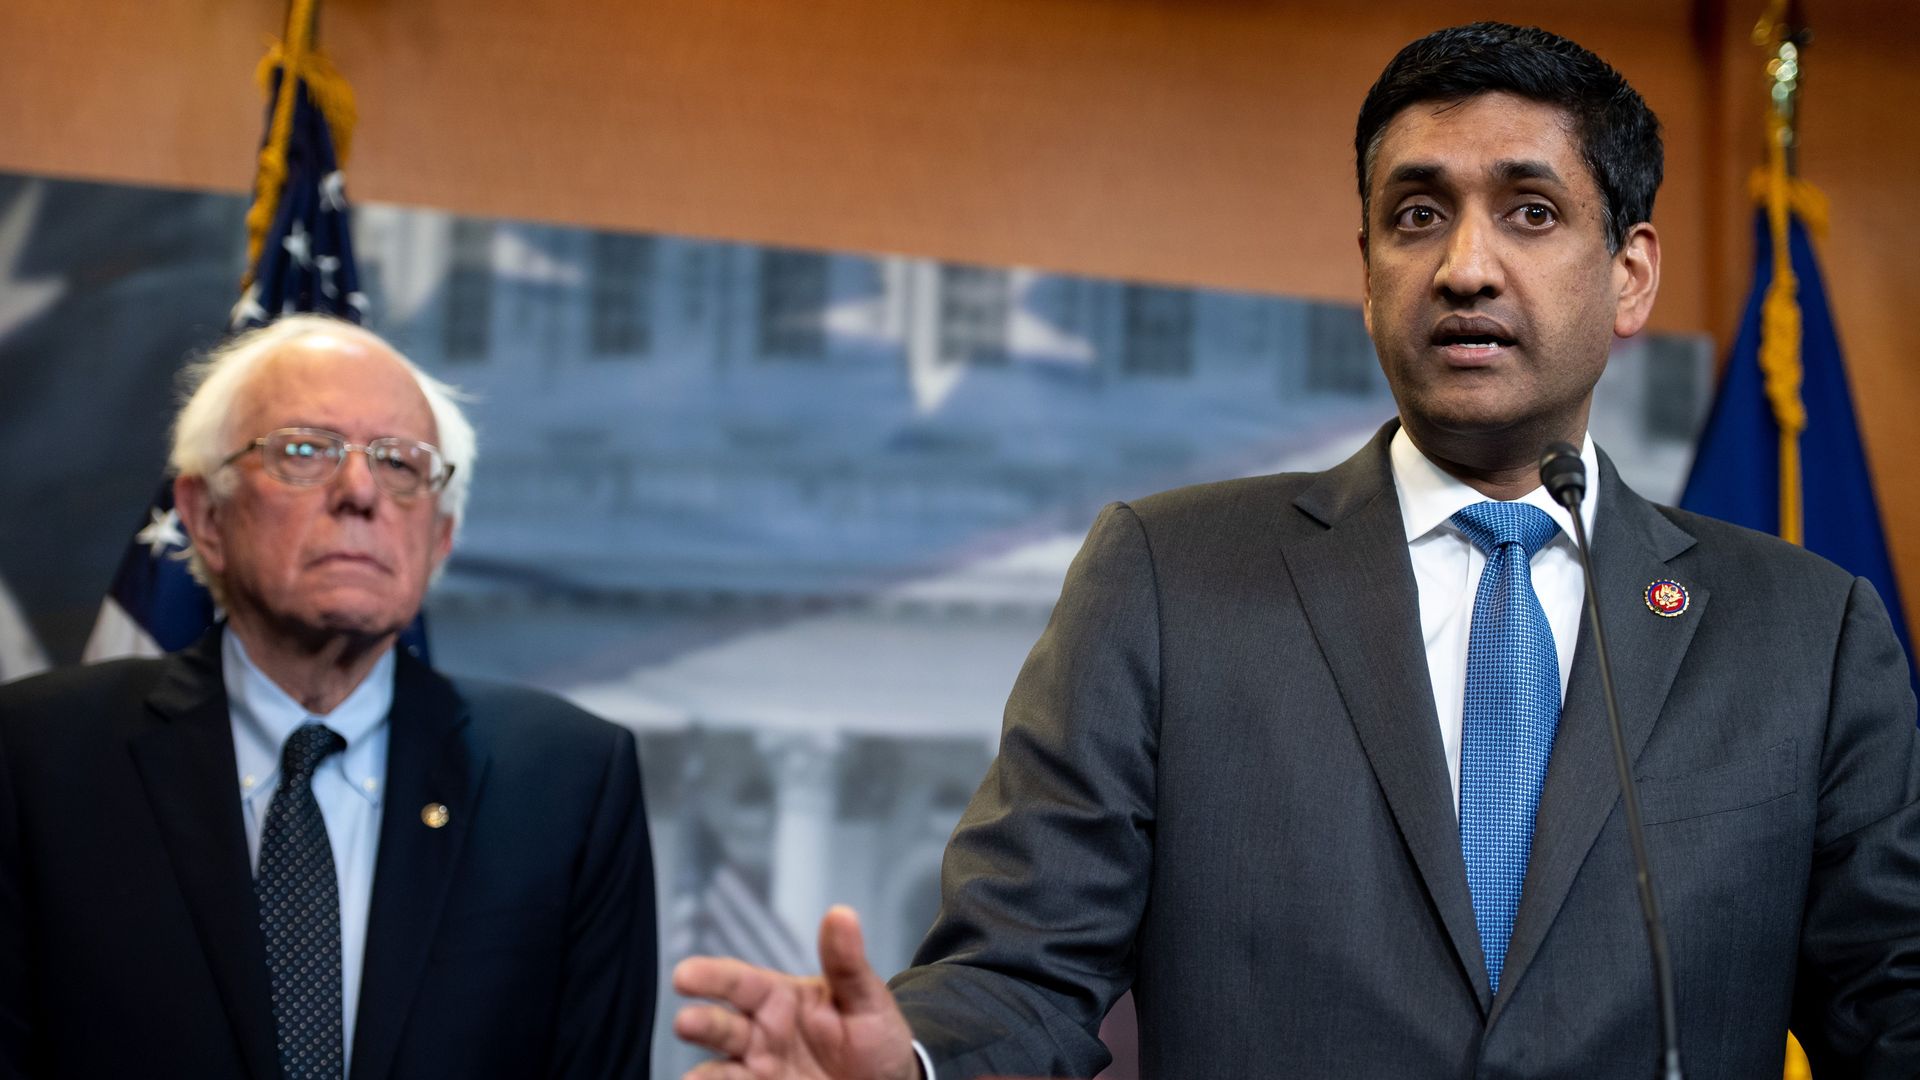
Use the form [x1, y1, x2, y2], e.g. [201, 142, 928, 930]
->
[1390, 426, 1598, 811]
[225, 630, 392, 1074]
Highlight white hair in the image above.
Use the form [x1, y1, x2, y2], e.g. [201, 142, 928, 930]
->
[169, 315, 477, 600]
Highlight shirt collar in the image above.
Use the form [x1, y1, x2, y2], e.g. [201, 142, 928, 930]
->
[1388, 425, 1600, 548]
[225, 628, 394, 802]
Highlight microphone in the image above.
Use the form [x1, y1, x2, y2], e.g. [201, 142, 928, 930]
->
[1538, 443, 1683, 1080]
[1539, 443, 1586, 508]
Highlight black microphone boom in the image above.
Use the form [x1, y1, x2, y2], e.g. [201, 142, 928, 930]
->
[1537, 443, 1684, 1080]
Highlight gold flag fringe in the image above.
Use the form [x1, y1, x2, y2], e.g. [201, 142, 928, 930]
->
[240, 0, 357, 291]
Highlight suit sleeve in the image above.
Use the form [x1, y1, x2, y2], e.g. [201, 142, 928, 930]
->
[1791, 576, 1920, 1074]
[890, 502, 1160, 1080]
[547, 724, 658, 1080]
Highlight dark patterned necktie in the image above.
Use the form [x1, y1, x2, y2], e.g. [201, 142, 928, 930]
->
[1451, 500, 1561, 996]
[256, 722, 348, 1080]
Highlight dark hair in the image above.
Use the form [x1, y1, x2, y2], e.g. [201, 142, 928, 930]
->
[1354, 22, 1663, 253]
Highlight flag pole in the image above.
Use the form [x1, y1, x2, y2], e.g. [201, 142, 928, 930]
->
[1758, 14, 1818, 1074]
[242, 0, 320, 291]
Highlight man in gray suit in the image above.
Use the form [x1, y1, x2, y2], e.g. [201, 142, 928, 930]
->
[672, 23, 1920, 1079]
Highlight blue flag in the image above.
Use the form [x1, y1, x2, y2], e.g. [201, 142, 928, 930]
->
[84, 34, 428, 663]
[1680, 208, 1913, 698]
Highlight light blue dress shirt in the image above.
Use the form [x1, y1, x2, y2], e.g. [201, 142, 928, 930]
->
[225, 630, 392, 1075]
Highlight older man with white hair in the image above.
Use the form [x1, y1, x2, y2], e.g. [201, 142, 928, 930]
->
[0, 316, 657, 1080]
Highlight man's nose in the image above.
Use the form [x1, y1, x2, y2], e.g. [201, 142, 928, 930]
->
[328, 446, 381, 512]
[1433, 213, 1505, 301]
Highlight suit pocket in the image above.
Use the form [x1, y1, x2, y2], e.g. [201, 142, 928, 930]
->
[429, 902, 562, 961]
[1635, 738, 1798, 826]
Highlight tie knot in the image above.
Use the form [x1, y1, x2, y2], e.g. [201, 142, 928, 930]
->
[1451, 501, 1559, 559]
[280, 723, 345, 785]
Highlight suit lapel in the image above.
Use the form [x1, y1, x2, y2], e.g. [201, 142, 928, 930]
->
[1284, 423, 1493, 1013]
[126, 631, 282, 1080]
[350, 651, 487, 1080]
[1491, 454, 1707, 1023]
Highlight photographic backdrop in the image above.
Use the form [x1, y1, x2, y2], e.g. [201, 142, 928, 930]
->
[0, 171, 1714, 1075]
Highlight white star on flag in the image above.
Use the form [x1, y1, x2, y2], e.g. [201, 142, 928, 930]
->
[229, 282, 268, 329]
[315, 254, 342, 298]
[282, 219, 312, 267]
[133, 507, 187, 558]
[320, 170, 348, 212]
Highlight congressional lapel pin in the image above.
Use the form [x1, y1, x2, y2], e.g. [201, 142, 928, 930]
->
[421, 803, 451, 829]
[1645, 580, 1689, 618]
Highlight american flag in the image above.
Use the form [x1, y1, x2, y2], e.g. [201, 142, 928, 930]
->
[669, 814, 812, 977]
[227, 31, 366, 333]
[84, 13, 426, 662]
[663, 738, 812, 1075]
[668, 736, 811, 975]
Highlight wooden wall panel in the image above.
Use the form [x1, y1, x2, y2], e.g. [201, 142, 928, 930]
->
[0, 1, 1710, 322]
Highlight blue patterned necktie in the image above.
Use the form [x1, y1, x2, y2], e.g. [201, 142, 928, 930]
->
[257, 722, 348, 1080]
[1452, 500, 1561, 996]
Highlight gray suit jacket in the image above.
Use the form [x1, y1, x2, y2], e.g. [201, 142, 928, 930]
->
[891, 423, 1920, 1079]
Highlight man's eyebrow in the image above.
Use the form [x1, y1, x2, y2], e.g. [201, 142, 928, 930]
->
[1381, 159, 1569, 190]
[1382, 163, 1442, 189]
[1492, 159, 1564, 186]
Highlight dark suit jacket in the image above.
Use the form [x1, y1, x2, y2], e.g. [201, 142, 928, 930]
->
[891, 423, 1920, 1079]
[0, 631, 656, 1079]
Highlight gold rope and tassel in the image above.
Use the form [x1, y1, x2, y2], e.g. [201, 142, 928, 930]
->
[239, 0, 358, 290]
[1749, 0, 1818, 549]
[1753, 111, 1808, 546]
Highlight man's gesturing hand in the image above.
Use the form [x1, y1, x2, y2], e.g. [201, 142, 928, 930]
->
[673, 905, 921, 1080]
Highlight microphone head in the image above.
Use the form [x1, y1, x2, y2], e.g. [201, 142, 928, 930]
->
[1539, 442, 1587, 509]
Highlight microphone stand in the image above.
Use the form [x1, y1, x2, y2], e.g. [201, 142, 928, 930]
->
[1540, 444, 1684, 1080]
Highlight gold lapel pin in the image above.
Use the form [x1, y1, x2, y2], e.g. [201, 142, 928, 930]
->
[1645, 580, 1689, 618]
[421, 803, 451, 829]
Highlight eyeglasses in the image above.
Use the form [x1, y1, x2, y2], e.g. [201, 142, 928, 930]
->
[221, 427, 454, 499]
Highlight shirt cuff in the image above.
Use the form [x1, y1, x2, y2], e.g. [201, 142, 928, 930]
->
[911, 1038, 937, 1080]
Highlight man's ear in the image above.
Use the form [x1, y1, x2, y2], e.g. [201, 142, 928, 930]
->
[1358, 227, 1374, 337]
[174, 474, 226, 578]
[430, 513, 455, 571]
[1612, 222, 1661, 338]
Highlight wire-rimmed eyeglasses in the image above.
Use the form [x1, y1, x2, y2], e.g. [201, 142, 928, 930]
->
[220, 427, 454, 499]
